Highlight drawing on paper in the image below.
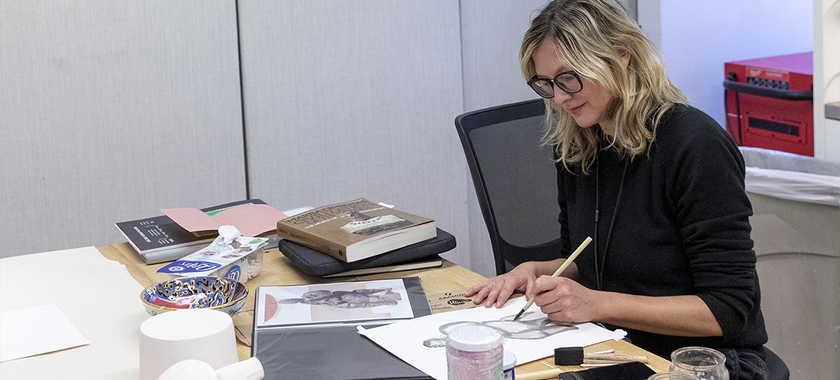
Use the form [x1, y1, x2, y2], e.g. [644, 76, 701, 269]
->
[277, 287, 402, 309]
[421, 311, 578, 348]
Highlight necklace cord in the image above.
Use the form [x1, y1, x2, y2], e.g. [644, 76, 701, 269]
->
[594, 155, 630, 291]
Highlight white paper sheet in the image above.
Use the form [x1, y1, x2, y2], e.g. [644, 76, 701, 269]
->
[358, 297, 626, 380]
[0, 304, 90, 362]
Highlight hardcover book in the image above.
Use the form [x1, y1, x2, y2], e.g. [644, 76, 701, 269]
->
[275, 198, 436, 263]
[115, 199, 266, 264]
[251, 277, 433, 380]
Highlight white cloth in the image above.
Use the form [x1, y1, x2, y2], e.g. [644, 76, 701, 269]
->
[745, 166, 840, 206]
[0, 247, 147, 379]
[740, 146, 840, 206]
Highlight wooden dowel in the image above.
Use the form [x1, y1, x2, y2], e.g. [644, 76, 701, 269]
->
[585, 353, 648, 363]
[516, 368, 565, 380]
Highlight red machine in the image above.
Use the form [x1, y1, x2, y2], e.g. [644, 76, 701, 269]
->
[724, 52, 813, 156]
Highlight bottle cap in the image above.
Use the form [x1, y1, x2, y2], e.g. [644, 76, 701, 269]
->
[446, 325, 503, 352]
[503, 349, 517, 370]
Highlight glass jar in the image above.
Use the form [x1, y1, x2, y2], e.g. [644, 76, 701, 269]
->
[446, 325, 504, 380]
[648, 373, 701, 380]
[669, 347, 729, 380]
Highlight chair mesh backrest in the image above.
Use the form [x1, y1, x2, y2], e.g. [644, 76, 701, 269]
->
[455, 99, 562, 275]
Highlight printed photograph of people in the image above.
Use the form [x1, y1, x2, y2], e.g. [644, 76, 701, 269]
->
[257, 279, 415, 327]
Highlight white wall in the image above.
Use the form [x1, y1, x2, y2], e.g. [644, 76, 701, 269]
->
[814, 0, 840, 162]
[655, 0, 814, 128]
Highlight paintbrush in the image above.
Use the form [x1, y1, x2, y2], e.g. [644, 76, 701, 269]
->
[513, 236, 592, 321]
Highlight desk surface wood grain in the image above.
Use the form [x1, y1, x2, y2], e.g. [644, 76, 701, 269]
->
[97, 243, 670, 378]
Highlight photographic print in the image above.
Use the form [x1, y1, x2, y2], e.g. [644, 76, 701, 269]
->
[256, 278, 415, 327]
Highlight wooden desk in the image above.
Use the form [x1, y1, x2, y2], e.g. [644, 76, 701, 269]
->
[98, 243, 670, 378]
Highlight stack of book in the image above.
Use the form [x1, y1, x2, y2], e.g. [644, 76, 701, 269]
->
[275, 198, 456, 277]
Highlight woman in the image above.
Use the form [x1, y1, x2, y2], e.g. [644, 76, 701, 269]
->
[465, 1, 769, 378]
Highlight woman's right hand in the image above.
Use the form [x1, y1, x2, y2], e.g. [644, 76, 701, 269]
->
[465, 262, 539, 308]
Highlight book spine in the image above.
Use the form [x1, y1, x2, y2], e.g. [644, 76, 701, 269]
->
[276, 223, 350, 262]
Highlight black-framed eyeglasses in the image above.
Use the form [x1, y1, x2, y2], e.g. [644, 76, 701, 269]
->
[527, 71, 583, 98]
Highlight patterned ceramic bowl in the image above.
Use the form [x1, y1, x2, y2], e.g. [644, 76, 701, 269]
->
[140, 276, 248, 317]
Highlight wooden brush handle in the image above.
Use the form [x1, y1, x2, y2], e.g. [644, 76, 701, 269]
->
[585, 353, 649, 363]
[516, 368, 565, 380]
[516, 236, 592, 318]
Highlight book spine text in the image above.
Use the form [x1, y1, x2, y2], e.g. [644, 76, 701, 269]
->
[276, 223, 349, 262]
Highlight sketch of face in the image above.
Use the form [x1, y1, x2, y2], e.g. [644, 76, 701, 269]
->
[421, 312, 578, 348]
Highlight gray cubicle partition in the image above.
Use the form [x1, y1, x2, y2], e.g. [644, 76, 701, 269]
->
[236, 1, 471, 272]
[0, 0, 246, 258]
[1, 0, 558, 279]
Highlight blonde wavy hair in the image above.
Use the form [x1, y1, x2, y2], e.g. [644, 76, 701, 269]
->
[520, 0, 686, 172]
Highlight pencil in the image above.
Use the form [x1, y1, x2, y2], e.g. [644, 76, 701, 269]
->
[513, 236, 592, 321]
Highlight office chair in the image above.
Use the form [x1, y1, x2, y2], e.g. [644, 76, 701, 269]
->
[455, 99, 562, 275]
[764, 347, 790, 380]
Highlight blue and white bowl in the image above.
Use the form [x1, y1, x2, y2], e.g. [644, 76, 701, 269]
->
[140, 276, 248, 317]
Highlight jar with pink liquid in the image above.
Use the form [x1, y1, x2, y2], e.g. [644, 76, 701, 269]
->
[446, 325, 505, 380]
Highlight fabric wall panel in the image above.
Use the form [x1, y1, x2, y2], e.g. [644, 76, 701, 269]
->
[238, 1, 471, 269]
[0, 0, 245, 258]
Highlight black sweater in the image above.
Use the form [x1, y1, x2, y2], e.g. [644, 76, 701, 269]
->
[556, 104, 768, 359]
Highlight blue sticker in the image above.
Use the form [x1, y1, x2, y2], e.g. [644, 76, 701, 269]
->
[223, 265, 242, 282]
[158, 260, 223, 274]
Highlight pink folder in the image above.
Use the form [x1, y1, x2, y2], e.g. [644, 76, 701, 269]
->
[161, 204, 288, 237]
